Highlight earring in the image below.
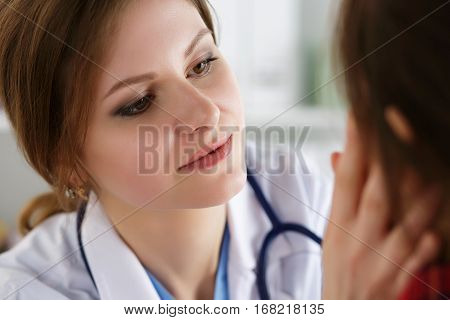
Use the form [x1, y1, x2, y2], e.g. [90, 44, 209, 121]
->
[64, 186, 87, 200]
[64, 186, 77, 199]
[75, 186, 88, 201]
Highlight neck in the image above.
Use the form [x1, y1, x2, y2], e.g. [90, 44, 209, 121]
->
[100, 194, 228, 300]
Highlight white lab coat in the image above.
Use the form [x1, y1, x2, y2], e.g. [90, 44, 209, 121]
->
[0, 143, 332, 299]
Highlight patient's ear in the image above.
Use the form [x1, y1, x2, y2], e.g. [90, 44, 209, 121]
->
[384, 106, 414, 144]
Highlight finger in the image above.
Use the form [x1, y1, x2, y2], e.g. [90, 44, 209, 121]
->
[365, 232, 439, 300]
[330, 151, 342, 174]
[391, 169, 423, 225]
[356, 163, 390, 242]
[364, 187, 441, 297]
[383, 186, 441, 265]
[401, 169, 422, 201]
[397, 185, 441, 239]
[393, 232, 441, 298]
[332, 113, 369, 222]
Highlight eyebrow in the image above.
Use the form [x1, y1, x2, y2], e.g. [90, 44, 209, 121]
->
[184, 28, 212, 58]
[103, 28, 213, 100]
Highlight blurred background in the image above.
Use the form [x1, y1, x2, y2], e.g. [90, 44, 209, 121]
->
[209, 0, 346, 178]
[0, 0, 346, 247]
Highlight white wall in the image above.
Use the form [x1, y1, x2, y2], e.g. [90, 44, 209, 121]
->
[0, 112, 50, 227]
[209, 0, 346, 176]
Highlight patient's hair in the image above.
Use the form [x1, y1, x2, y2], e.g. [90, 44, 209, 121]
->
[0, 0, 217, 235]
[337, 0, 450, 256]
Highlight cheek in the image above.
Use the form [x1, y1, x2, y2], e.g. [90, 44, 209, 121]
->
[82, 124, 176, 206]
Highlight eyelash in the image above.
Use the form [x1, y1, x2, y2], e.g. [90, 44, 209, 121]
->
[187, 55, 218, 79]
[115, 55, 219, 118]
[115, 95, 155, 117]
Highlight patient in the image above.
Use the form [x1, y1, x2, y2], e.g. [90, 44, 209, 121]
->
[332, 0, 449, 299]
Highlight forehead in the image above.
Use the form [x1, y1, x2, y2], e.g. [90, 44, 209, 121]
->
[96, 0, 208, 94]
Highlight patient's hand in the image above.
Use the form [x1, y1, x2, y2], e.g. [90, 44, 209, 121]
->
[322, 115, 441, 299]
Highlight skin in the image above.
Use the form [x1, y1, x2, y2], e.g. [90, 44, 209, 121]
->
[82, 0, 246, 299]
[323, 115, 441, 299]
[76, 0, 439, 299]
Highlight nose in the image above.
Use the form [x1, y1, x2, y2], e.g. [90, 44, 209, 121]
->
[170, 79, 220, 133]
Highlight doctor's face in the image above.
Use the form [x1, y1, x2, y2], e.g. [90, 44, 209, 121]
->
[82, 0, 246, 210]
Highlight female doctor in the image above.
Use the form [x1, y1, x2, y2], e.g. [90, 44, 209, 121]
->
[0, 0, 439, 299]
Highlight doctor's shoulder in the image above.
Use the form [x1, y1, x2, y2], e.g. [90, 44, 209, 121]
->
[0, 208, 96, 299]
[245, 141, 333, 238]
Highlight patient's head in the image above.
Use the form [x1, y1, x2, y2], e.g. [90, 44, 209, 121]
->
[338, 0, 450, 254]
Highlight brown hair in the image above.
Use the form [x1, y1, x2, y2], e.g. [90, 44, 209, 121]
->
[337, 1, 450, 256]
[0, 0, 217, 235]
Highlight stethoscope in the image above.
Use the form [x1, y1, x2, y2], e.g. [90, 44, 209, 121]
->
[76, 167, 322, 300]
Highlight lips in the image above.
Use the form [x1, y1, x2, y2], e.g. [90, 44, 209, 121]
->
[177, 135, 233, 172]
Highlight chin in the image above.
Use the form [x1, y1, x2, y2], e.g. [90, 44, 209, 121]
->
[176, 164, 247, 208]
[208, 167, 247, 206]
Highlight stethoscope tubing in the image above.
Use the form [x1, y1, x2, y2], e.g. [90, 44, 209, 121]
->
[247, 168, 322, 300]
[76, 167, 322, 299]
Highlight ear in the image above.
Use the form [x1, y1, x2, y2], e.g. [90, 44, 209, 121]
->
[68, 162, 88, 188]
[384, 106, 414, 144]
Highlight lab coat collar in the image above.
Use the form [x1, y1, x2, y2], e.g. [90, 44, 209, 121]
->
[80, 192, 159, 299]
[80, 183, 296, 300]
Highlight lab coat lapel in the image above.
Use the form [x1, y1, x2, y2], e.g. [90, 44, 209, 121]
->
[227, 182, 295, 300]
[80, 192, 160, 299]
[80, 183, 298, 300]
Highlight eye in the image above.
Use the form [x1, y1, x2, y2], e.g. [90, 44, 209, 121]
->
[187, 56, 218, 79]
[115, 95, 154, 117]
